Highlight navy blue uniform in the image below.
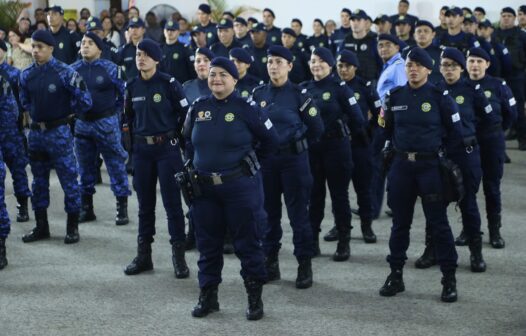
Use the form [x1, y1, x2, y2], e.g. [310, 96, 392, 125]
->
[183, 78, 211, 104]
[288, 47, 311, 84]
[118, 42, 139, 81]
[236, 34, 253, 49]
[252, 81, 324, 259]
[402, 45, 442, 84]
[300, 74, 365, 241]
[435, 31, 479, 54]
[183, 91, 279, 288]
[329, 27, 352, 55]
[160, 42, 196, 84]
[51, 26, 81, 64]
[295, 34, 308, 51]
[245, 44, 271, 82]
[306, 34, 329, 53]
[210, 39, 243, 58]
[236, 73, 262, 100]
[0, 76, 13, 238]
[340, 34, 383, 82]
[266, 26, 282, 46]
[125, 71, 189, 244]
[199, 22, 218, 46]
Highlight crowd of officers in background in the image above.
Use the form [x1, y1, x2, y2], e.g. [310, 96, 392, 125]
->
[0, 0, 524, 320]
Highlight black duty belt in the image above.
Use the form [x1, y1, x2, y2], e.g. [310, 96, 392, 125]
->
[395, 151, 437, 162]
[77, 109, 116, 122]
[277, 138, 308, 155]
[30, 116, 72, 131]
[478, 123, 503, 136]
[134, 130, 177, 145]
[197, 167, 247, 186]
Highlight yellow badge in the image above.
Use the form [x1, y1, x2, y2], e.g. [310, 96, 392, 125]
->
[207, 32, 212, 38]
[484, 90, 492, 98]
[198, 111, 204, 119]
[241, 91, 249, 97]
[262, 56, 268, 63]
[455, 96, 464, 104]
[421, 102, 431, 112]
[260, 101, 267, 107]
[153, 93, 162, 103]
[354, 92, 361, 101]
[322, 92, 331, 100]
[172, 53, 179, 60]
[59, 42, 64, 49]
[308, 107, 318, 117]
[225, 113, 235, 122]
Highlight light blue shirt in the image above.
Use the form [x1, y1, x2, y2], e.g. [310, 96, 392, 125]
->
[377, 52, 407, 102]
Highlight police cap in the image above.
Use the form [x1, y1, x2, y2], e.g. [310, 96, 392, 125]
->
[406, 47, 433, 70]
[501, 7, 516, 16]
[234, 17, 247, 26]
[164, 20, 180, 30]
[45, 5, 64, 15]
[415, 20, 434, 31]
[250, 23, 267, 33]
[86, 17, 102, 31]
[127, 17, 145, 29]
[445, 7, 463, 17]
[281, 27, 297, 38]
[210, 56, 239, 79]
[377, 33, 400, 46]
[267, 45, 293, 62]
[217, 19, 233, 29]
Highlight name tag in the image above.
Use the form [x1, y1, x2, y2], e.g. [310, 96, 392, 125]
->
[132, 96, 146, 102]
[392, 105, 408, 111]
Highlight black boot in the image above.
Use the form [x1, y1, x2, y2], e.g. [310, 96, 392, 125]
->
[323, 226, 338, 242]
[332, 231, 350, 262]
[124, 237, 153, 275]
[185, 217, 196, 250]
[415, 234, 437, 269]
[295, 257, 313, 289]
[192, 285, 220, 317]
[313, 232, 321, 257]
[244, 279, 264, 320]
[379, 269, 405, 297]
[64, 212, 80, 244]
[15, 196, 29, 222]
[0, 237, 7, 270]
[361, 219, 377, 243]
[172, 241, 189, 278]
[22, 209, 50, 243]
[441, 273, 457, 303]
[79, 194, 96, 223]
[455, 230, 467, 246]
[265, 251, 280, 282]
[115, 196, 129, 226]
[468, 235, 486, 273]
[223, 230, 234, 254]
[488, 215, 505, 249]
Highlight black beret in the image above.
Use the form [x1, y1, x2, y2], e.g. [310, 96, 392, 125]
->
[313, 18, 324, 26]
[415, 20, 434, 31]
[164, 20, 179, 30]
[313, 47, 335, 67]
[441, 47, 466, 69]
[84, 31, 104, 51]
[32, 30, 55, 47]
[478, 19, 493, 28]
[341, 8, 352, 16]
[127, 17, 145, 29]
[474, 7, 486, 15]
[467, 47, 490, 62]
[501, 7, 516, 16]
[195, 47, 215, 61]
[399, 0, 409, 4]
[230, 47, 253, 64]
[377, 33, 400, 46]
[441, 6, 450, 12]
[217, 19, 233, 29]
[0, 40, 7, 52]
[337, 50, 360, 67]
[291, 18, 303, 26]
[223, 11, 234, 18]
[263, 8, 275, 18]
[234, 17, 247, 26]
[210, 56, 239, 79]
[198, 4, 211, 14]
[520, 6, 526, 14]
[247, 17, 258, 24]
[45, 5, 64, 15]
[406, 47, 433, 70]
[462, 7, 473, 15]
[281, 27, 297, 38]
[87, 17, 102, 31]
[267, 45, 293, 62]
[137, 39, 162, 62]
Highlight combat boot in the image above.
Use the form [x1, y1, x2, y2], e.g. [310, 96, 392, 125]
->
[295, 257, 313, 289]
[22, 209, 50, 243]
[313, 232, 321, 257]
[468, 235, 486, 273]
[455, 230, 467, 246]
[79, 194, 96, 223]
[488, 215, 505, 249]
[244, 279, 264, 320]
[323, 226, 338, 242]
[115, 196, 129, 226]
[15, 195, 29, 222]
[0, 237, 7, 270]
[415, 233, 437, 269]
[332, 230, 350, 262]
[379, 269, 405, 297]
[265, 251, 280, 281]
[361, 219, 377, 243]
[192, 285, 220, 317]
[441, 273, 457, 303]
[185, 218, 196, 250]
[172, 241, 189, 278]
[124, 237, 153, 275]
[64, 212, 80, 244]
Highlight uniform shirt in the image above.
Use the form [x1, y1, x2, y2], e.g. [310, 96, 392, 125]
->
[125, 71, 188, 136]
[100, 39, 120, 64]
[252, 80, 324, 145]
[160, 42, 196, 84]
[71, 58, 125, 116]
[118, 42, 139, 81]
[493, 27, 526, 74]
[183, 91, 279, 172]
[266, 26, 283, 46]
[389, 14, 419, 35]
[19, 57, 92, 122]
[50, 26, 81, 65]
[346, 76, 382, 131]
[236, 73, 263, 100]
[200, 22, 218, 46]
[178, 31, 191, 46]
[0, 74, 19, 128]
[183, 78, 211, 104]
[245, 44, 270, 82]
[306, 34, 329, 53]
[401, 44, 442, 85]
[236, 34, 253, 49]
[288, 46, 311, 84]
[477, 38, 512, 78]
[329, 26, 352, 54]
[0, 62, 23, 112]
[435, 31, 480, 54]
[300, 73, 365, 136]
[340, 33, 383, 81]
[377, 52, 407, 102]
[468, 75, 518, 133]
[295, 34, 308, 51]
[380, 81, 463, 153]
[210, 39, 243, 58]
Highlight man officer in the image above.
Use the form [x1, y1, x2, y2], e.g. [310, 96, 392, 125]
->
[46, 5, 81, 64]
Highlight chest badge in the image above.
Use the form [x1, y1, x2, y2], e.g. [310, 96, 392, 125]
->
[96, 76, 104, 84]
[153, 93, 162, 103]
[455, 96, 464, 104]
[207, 32, 213, 38]
[241, 90, 249, 97]
[360, 44, 367, 51]
[421, 102, 431, 112]
[484, 90, 492, 98]
[196, 110, 212, 121]
[225, 113, 235, 122]
[48, 84, 57, 93]
[354, 92, 361, 101]
[172, 53, 179, 60]
[308, 107, 318, 117]
[322, 92, 331, 101]
[260, 100, 267, 107]
[261, 56, 268, 63]
[59, 42, 64, 49]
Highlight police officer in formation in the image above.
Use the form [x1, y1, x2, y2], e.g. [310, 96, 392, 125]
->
[234, 17, 253, 49]
[183, 48, 214, 103]
[280, 28, 311, 84]
[437, 7, 479, 54]
[19, 30, 92, 244]
[183, 57, 279, 320]
[123, 39, 190, 278]
[70, 32, 131, 226]
[262, 8, 282, 46]
[46, 6, 81, 65]
[210, 19, 242, 58]
[246, 23, 271, 82]
[118, 17, 145, 80]
[228, 47, 263, 100]
[251, 45, 324, 288]
[160, 20, 196, 85]
[306, 19, 329, 52]
[85, 17, 120, 64]
[411, 20, 442, 84]
[195, 3, 218, 46]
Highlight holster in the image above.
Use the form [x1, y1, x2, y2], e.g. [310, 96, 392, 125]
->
[175, 161, 202, 204]
[439, 156, 465, 203]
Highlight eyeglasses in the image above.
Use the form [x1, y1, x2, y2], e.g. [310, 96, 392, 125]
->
[440, 62, 459, 69]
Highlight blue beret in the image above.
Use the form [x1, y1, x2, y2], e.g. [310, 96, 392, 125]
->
[337, 50, 360, 67]
[32, 30, 55, 47]
[45, 5, 64, 15]
[441, 47, 466, 69]
[374, 15, 391, 24]
[234, 17, 247, 26]
[377, 33, 400, 46]
[195, 47, 215, 61]
[86, 17, 102, 31]
[474, 7, 486, 15]
[230, 47, 253, 64]
[250, 22, 267, 32]
[137, 39, 162, 62]
[281, 27, 297, 38]
[267, 45, 293, 62]
[341, 8, 352, 16]
[263, 8, 275, 18]
[291, 18, 303, 26]
[501, 7, 516, 16]
[198, 4, 211, 14]
[467, 47, 490, 62]
[478, 19, 493, 28]
[127, 17, 145, 29]
[164, 20, 179, 30]
[0, 40, 7, 52]
[415, 20, 434, 31]
[351, 9, 368, 20]
[313, 47, 335, 67]
[210, 56, 239, 79]
[406, 47, 433, 70]
[217, 19, 233, 29]
[84, 31, 104, 51]
[445, 7, 463, 17]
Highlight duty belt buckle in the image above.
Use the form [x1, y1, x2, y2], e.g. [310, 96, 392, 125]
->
[407, 152, 417, 162]
[145, 136, 155, 145]
[211, 173, 223, 185]
[38, 122, 47, 131]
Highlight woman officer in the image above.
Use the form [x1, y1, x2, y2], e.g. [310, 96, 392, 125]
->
[183, 57, 278, 320]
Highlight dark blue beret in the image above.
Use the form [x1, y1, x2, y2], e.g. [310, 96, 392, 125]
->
[337, 50, 360, 67]
[267, 45, 293, 62]
[32, 30, 55, 47]
[230, 47, 253, 64]
[291, 18, 303, 26]
[445, 7, 463, 17]
[0, 40, 7, 52]
[281, 27, 297, 38]
[86, 17, 102, 31]
[84, 31, 104, 51]
[127, 17, 145, 29]
[164, 20, 179, 30]
[247, 17, 258, 24]
[441, 47, 466, 69]
[195, 47, 215, 61]
[406, 47, 433, 70]
[377, 33, 400, 46]
[341, 8, 352, 16]
[313, 47, 335, 67]
[467, 47, 490, 62]
[198, 4, 211, 14]
[217, 19, 233, 29]
[474, 7, 486, 15]
[351, 9, 368, 20]
[478, 19, 493, 28]
[250, 22, 267, 32]
[263, 8, 276, 18]
[210, 56, 239, 79]
[520, 6, 526, 14]
[45, 5, 64, 15]
[313, 18, 324, 26]
[501, 7, 516, 16]
[234, 17, 247, 26]
[415, 20, 434, 31]
[137, 39, 162, 62]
